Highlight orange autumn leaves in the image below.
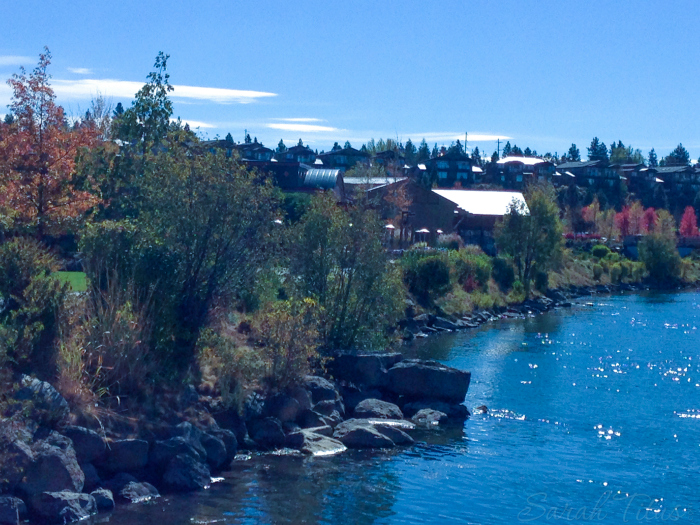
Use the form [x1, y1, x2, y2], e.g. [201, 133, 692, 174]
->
[0, 48, 100, 237]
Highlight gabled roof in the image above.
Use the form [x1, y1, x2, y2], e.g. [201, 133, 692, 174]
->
[655, 165, 694, 173]
[557, 160, 600, 169]
[432, 190, 529, 216]
[318, 147, 368, 158]
[286, 144, 315, 155]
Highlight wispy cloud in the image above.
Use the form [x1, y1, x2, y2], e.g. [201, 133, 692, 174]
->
[272, 118, 323, 123]
[170, 118, 215, 129]
[267, 123, 338, 133]
[67, 67, 92, 75]
[408, 132, 511, 143]
[0, 55, 33, 67]
[46, 78, 276, 104]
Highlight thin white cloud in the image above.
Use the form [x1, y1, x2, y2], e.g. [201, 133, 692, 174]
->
[267, 123, 338, 133]
[170, 118, 215, 129]
[48, 78, 276, 104]
[409, 132, 512, 143]
[67, 67, 92, 75]
[0, 55, 33, 67]
[272, 118, 323, 123]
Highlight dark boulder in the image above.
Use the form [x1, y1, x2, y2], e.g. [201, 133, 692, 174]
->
[29, 491, 96, 524]
[81, 463, 101, 492]
[286, 385, 312, 412]
[61, 426, 106, 464]
[0, 496, 27, 525]
[211, 408, 248, 445]
[402, 400, 470, 421]
[353, 398, 403, 420]
[433, 317, 459, 331]
[100, 439, 149, 474]
[298, 430, 346, 456]
[162, 454, 211, 492]
[263, 394, 301, 423]
[243, 392, 266, 421]
[116, 481, 160, 503]
[200, 433, 227, 470]
[149, 437, 205, 470]
[297, 409, 326, 429]
[90, 489, 114, 511]
[303, 376, 339, 403]
[313, 399, 344, 418]
[18, 432, 84, 497]
[372, 423, 414, 445]
[13, 377, 69, 428]
[208, 428, 237, 465]
[328, 353, 403, 388]
[411, 409, 448, 428]
[0, 426, 34, 492]
[332, 420, 395, 449]
[248, 418, 285, 450]
[386, 360, 470, 403]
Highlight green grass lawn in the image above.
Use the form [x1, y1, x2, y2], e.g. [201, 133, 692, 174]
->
[56, 271, 87, 292]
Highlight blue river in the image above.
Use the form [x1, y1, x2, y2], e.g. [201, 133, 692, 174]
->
[107, 292, 700, 524]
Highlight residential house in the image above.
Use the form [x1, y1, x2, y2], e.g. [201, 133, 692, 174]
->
[423, 148, 476, 187]
[316, 146, 369, 171]
[276, 143, 317, 164]
[556, 160, 622, 189]
[233, 141, 274, 161]
[496, 156, 556, 189]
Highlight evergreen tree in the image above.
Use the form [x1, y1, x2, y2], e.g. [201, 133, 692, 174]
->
[344, 140, 351, 149]
[491, 150, 499, 162]
[472, 146, 482, 166]
[502, 141, 512, 157]
[567, 144, 581, 162]
[664, 143, 690, 166]
[431, 143, 439, 158]
[245, 133, 251, 144]
[112, 102, 124, 118]
[225, 132, 234, 144]
[587, 137, 608, 163]
[277, 139, 287, 152]
[524, 147, 532, 156]
[511, 144, 523, 155]
[404, 138, 417, 164]
[332, 142, 341, 152]
[416, 139, 430, 162]
[648, 148, 658, 168]
[297, 139, 304, 147]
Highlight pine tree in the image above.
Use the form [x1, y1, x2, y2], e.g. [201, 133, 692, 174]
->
[245, 133, 251, 144]
[648, 148, 658, 167]
[404, 138, 417, 164]
[431, 143, 439, 158]
[664, 144, 690, 166]
[524, 147, 532, 156]
[567, 144, 581, 162]
[416, 139, 430, 162]
[502, 141, 512, 157]
[277, 139, 287, 152]
[225, 132, 234, 144]
[344, 140, 351, 149]
[587, 137, 608, 163]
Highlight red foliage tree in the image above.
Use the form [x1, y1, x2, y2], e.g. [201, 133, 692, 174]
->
[642, 207, 657, 233]
[0, 48, 99, 238]
[615, 206, 631, 237]
[679, 206, 699, 237]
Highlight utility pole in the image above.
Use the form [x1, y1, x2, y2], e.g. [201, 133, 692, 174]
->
[497, 138, 501, 158]
[465, 132, 468, 153]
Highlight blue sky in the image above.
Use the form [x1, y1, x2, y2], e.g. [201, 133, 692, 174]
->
[2, 0, 699, 160]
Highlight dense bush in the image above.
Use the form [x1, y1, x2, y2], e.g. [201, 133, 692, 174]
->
[591, 244, 611, 259]
[534, 270, 549, 293]
[593, 263, 604, 281]
[0, 238, 66, 379]
[610, 263, 622, 283]
[449, 249, 492, 291]
[492, 256, 516, 291]
[436, 233, 464, 251]
[402, 252, 451, 306]
[638, 233, 681, 284]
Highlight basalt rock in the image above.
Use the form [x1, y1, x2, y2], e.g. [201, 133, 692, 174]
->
[29, 491, 96, 524]
[386, 360, 470, 404]
[304, 376, 340, 404]
[248, 418, 285, 450]
[200, 432, 227, 470]
[18, 432, 84, 498]
[328, 353, 403, 389]
[162, 454, 211, 492]
[411, 409, 449, 428]
[353, 398, 403, 420]
[61, 426, 106, 464]
[13, 377, 69, 428]
[0, 496, 27, 525]
[99, 439, 149, 474]
[89, 489, 114, 511]
[332, 419, 395, 449]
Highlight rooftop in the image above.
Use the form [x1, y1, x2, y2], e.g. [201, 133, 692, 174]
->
[497, 156, 550, 166]
[433, 189, 529, 216]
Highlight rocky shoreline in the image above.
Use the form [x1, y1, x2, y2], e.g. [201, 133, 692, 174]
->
[0, 357, 470, 524]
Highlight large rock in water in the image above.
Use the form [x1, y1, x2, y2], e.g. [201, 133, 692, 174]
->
[200, 433, 227, 470]
[162, 454, 211, 492]
[332, 419, 395, 449]
[18, 432, 84, 498]
[100, 439, 149, 474]
[303, 376, 340, 403]
[328, 353, 403, 388]
[248, 418, 285, 450]
[208, 428, 237, 465]
[29, 491, 96, 524]
[296, 430, 346, 456]
[402, 400, 470, 421]
[353, 398, 403, 420]
[385, 360, 470, 403]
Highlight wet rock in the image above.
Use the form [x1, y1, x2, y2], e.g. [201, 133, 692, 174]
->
[116, 481, 160, 503]
[297, 409, 326, 429]
[211, 408, 248, 445]
[18, 432, 84, 497]
[372, 423, 414, 445]
[13, 377, 69, 428]
[284, 431, 305, 449]
[386, 360, 470, 403]
[61, 426, 106, 464]
[303, 376, 339, 403]
[208, 428, 237, 465]
[249, 418, 285, 449]
[313, 399, 344, 418]
[353, 398, 403, 420]
[100, 439, 149, 474]
[200, 433, 227, 470]
[29, 491, 96, 524]
[322, 410, 343, 428]
[0, 496, 27, 525]
[286, 385, 312, 411]
[402, 400, 470, 421]
[411, 409, 448, 428]
[162, 454, 211, 492]
[332, 419, 395, 449]
[433, 317, 459, 330]
[0, 426, 34, 492]
[304, 424, 333, 437]
[243, 393, 266, 421]
[149, 437, 205, 470]
[263, 394, 301, 423]
[102, 472, 138, 493]
[299, 430, 347, 456]
[90, 489, 114, 511]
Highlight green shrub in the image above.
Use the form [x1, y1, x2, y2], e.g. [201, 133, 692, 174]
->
[591, 244, 611, 259]
[449, 250, 492, 291]
[436, 288, 473, 316]
[0, 238, 67, 379]
[492, 256, 516, 291]
[593, 263, 604, 281]
[507, 280, 526, 303]
[534, 270, 549, 293]
[606, 252, 621, 264]
[436, 233, 464, 251]
[638, 233, 681, 284]
[402, 252, 451, 305]
[610, 263, 622, 283]
[620, 261, 632, 281]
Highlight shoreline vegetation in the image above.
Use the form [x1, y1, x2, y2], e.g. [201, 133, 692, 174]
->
[2, 50, 700, 523]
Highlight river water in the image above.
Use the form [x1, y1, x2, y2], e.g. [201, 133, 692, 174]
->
[105, 292, 700, 524]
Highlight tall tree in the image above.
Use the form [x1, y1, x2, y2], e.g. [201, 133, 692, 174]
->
[587, 137, 608, 163]
[0, 47, 99, 238]
[648, 148, 658, 167]
[664, 143, 690, 166]
[502, 141, 512, 157]
[523, 147, 532, 157]
[225, 132, 234, 144]
[567, 144, 581, 161]
[416, 139, 430, 162]
[277, 139, 287, 153]
[344, 140, 352, 150]
[472, 146, 482, 166]
[404, 138, 417, 165]
[679, 206, 699, 236]
[431, 143, 439, 158]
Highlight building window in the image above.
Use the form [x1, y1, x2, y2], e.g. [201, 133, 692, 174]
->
[516, 175, 523, 182]
[457, 161, 469, 170]
[437, 161, 449, 169]
[438, 171, 448, 179]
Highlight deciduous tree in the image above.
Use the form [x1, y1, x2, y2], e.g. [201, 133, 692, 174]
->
[679, 206, 699, 236]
